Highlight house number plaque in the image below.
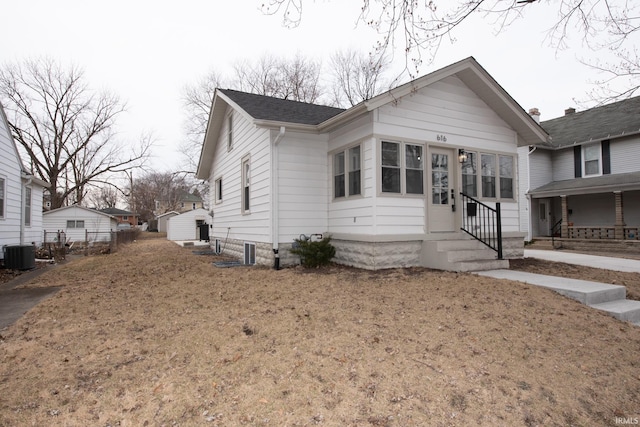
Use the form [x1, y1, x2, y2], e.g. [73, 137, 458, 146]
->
[436, 134, 448, 142]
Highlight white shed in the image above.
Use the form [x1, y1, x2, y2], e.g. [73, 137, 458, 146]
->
[43, 205, 118, 243]
[166, 208, 212, 241]
[156, 211, 179, 233]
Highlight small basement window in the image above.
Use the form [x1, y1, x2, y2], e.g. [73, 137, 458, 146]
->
[244, 242, 256, 265]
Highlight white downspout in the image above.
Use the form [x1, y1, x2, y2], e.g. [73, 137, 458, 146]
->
[272, 127, 286, 256]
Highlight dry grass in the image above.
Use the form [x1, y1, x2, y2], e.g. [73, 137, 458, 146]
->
[1, 233, 639, 426]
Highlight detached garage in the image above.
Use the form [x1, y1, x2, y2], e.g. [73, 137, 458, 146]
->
[166, 208, 212, 241]
[43, 205, 117, 243]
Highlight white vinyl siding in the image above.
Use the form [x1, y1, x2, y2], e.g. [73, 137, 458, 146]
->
[208, 106, 271, 244]
[43, 206, 117, 242]
[552, 148, 575, 181]
[276, 132, 329, 242]
[609, 135, 640, 174]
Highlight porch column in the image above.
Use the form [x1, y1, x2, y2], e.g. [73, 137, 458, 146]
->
[614, 191, 625, 240]
[561, 195, 569, 238]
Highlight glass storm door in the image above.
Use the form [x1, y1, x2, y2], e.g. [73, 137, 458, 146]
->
[429, 147, 457, 232]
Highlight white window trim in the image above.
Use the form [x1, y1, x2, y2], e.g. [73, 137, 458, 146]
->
[241, 155, 251, 214]
[379, 140, 425, 197]
[582, 142, 602, 177]
[332, 143, 363, 200]
[24, 186, 32, 227]
[243, 241, 256, 265]
[466, 150, 516, 201]
[214, 176, 223, 204]
[227, 114, 233, 152]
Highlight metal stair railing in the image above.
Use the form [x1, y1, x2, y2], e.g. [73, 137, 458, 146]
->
[460, 192, 503, 259]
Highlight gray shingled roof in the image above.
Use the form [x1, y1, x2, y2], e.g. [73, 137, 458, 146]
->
[541, 96, 640, 148]
[219, 89, 345, 125]
[529, 171, 640, 197]
[99, 207, 135, 216]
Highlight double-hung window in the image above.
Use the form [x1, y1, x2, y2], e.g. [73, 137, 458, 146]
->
[215, 177, 223, 203]
[333, 145, 361, 198]
[24, 187, 32, 226]
[499, 155, 514, 199]
[67, 220, 85, 228]
[481, 154, 496, 198]
[583, 143, 601, 176]
[381, 141, 401, 193]
[461, 152, 477, 197]
[405, 144, 423, 194]
[242, 156, 250, 213]
[381, 141, 424, 195]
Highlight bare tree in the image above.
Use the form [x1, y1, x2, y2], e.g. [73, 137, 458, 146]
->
[261, 0, 640, 100]
[0, 57, 153, 209]
[232, 53, 323, 103]
[329, 49, 392, 107]
[127, 171, 190, 222]
[85, 184, 120, 209]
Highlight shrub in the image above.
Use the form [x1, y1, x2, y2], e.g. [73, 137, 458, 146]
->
[290, 236, 336, 268]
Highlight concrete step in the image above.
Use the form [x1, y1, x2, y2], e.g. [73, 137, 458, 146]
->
[454, 259, 509, 272]
[435, 239, 488, 251]
[476, 270, 626, 305]
[590, 299, 640, 323]
[447, 248, 499, 262]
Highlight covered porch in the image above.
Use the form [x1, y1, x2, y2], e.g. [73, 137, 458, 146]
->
[528, 172, 640, 241]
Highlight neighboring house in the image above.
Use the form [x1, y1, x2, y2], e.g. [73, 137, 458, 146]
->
[156, 211, 178, 233]
[0, 102, 48, 260]
[519, 97, 640, 243]
[166, 208, 212, 241]
[99, 207, 139, 227]
[197, 57, 548, 270]
[155, 191, 204, 214]
[43, 205, 118, 243]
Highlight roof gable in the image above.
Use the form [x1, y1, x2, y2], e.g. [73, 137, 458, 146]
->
[541, 96, 640, 148]
[44, 205, 116, 220]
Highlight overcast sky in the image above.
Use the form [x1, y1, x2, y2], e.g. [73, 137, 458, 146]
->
[3, 1, 626, 171]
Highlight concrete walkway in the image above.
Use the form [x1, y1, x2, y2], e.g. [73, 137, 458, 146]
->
[478, 250, 640, 326]
[524, 249, 640, 273]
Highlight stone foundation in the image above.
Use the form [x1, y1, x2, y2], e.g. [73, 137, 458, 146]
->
[332, 239, 423, 270]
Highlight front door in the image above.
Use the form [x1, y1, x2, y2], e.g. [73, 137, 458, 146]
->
[428, 147, 457, 232]
[537, 198, 551, 236]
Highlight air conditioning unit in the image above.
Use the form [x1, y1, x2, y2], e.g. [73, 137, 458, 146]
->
[3, 245, 36, 270]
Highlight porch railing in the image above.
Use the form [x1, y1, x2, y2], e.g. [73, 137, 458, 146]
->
[567, 226, 639, 240]
[460, 192, 503, 259]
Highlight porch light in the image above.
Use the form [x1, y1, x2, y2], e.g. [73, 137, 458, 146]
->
[458, 149, 467, 163]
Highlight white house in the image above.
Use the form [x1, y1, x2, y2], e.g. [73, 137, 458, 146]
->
[197, 57, 548, 271]
[0, 102, 48, 260]
[43, 205, 117, 244]
[166, 208, 212, 241]
[519, 97, 640, 244]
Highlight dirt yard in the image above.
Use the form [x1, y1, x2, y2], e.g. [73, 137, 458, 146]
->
[1, 234, 639, 426]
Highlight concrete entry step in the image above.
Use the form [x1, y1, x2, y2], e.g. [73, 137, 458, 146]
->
[422, 238, 505, 272]
[590, 299, 640, 324]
